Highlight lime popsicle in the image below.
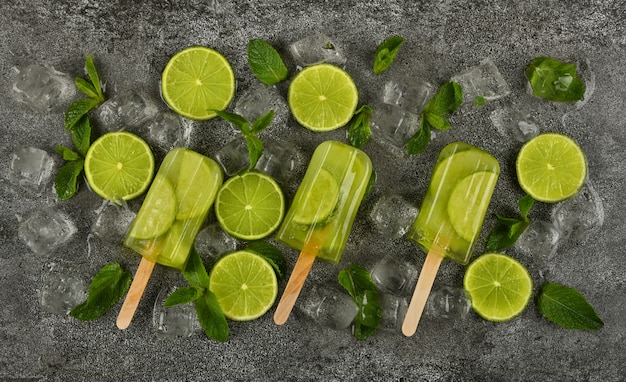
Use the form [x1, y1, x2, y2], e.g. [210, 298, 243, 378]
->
[402, 142, 499, 336]
[274, 140, 372, 325]
[117, 148, 223, 329]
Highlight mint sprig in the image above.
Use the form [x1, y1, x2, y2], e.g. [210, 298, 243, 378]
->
[406, 81, 463, 155]
[537, 283, 603, 330]
[55, 55, 105, 200]
[70, 263, 132, 321]
[373, 35, 405, 75]
[525, 57, 586, 102]
[247, 39, 288, 85]
[486, 194, 534, 251]
[347, 105, 372, 149]
[338, 264, 382, 340]
[213, 109, 274, 174]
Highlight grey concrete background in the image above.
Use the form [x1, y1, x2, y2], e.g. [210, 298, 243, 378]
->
[1, 0, 625, 381]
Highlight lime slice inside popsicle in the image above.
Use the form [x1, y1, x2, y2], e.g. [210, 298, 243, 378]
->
[175, 151, 221, 220]
[447, 171, 498, 242]
[129, 175, 177, 240]
[292, 168, 340, 225]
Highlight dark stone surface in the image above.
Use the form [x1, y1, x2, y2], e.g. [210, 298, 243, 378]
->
[1, 1, 625, 380]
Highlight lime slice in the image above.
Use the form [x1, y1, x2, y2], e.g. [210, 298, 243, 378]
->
[161, 46, 236, 120]
[174, 150, 223, 220]
[516, 133, 587, 203]
[127, 174, 177, 240]
[84, 131, 155, 202]
[288, 63, 358, 131]
[292, 167, 340, 225]
[209, 250, 278, 321]
[215, 172, 285, 240]
[447, 171, 499, 242]
[464, 253, 533, 322]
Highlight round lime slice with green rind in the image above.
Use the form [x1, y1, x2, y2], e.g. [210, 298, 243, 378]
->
[292, 168, 340, 225]
[128, 175, 177, 240]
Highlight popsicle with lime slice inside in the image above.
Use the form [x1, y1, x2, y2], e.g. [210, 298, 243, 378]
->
[273, 140, 372, 325]
[117, 148, 223, 329]
[402, 142, 500, 336]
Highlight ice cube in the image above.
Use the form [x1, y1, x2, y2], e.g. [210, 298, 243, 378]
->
[194, 223, 237, 262]
[296, 284, 358, 330]
[11, 64, 76, 112]
[93, 89, 159, 132]
[451, 58, 511, 105]
[18, 207, 77, 256]
[233, 84, 289, 127]
[255, 138, 302, 184]
[369, 193, 419, 239]
[8, 146, 56, 196]
[370, 103, 421, 151]
[143, 111, 184, 152]
[490, 107, 540, 143]
[425, 285, 472, 320]
[551, 181, 604, 243]
[377, 293, 409, 333]
[515, 220, 561, 262]
[214, 137, 250, 176]
[382, 75, 435, 114]
[152, 286, 199, 337]
[289, 33, 347, 67]
[91, 201, 136, 242]
[370, 253, 419, 297]
[39, 263, 87, 315]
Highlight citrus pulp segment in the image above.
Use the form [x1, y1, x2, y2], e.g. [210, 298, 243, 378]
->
[126, 174, 177, 240]
[516, 133, 587, 203]
[288, 63, 358, 131]
[215, 171, 285, 240]
[84, 131, 155, 202]
[463, 253, 533, 322]
[209, 250, 278, 321]
[161, 46, 236, 120]
[291, 167, 340, 225]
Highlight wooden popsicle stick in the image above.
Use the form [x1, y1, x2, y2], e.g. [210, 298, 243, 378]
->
[401, 245, 444, 337]
[273, 244, 318, 325]
[116, 257, 156, 330]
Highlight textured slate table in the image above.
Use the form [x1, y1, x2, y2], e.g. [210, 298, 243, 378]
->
[1, 1, 625, 381]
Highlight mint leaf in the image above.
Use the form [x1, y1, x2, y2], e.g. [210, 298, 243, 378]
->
[485, 217, 529, 251]
[75, 77, 100, 99]
[244, 135, 263, 173]
[373, 35, 405, 75]
[55, 146, 80, 161]
[247, 39, 288, 86]
[526, 57, 586, 102]
[348, 105, 372, 148]
[85, 54, 105, 101]
[212, 109, 249, 131]
[338, 264, 382, 340]
[364, 168, 377, 198]
[537, 283, 603, 330]
[183, 247, 211, 288]
[251, 109, 274, 134]
[518, 194, 535, 219]
[55, 159, 84, 200]
[70, 263, 132, 321]
[245, 241, 287, 280]
[406, 119, 431, 155]
[425, 81, 463, 116]
[424, 111, 450, 131]
[164, 286, 204, 307]
[196, 290, 229, 342]
[71, 115, 91, 157]
[474, 96, 486, 107]
[64, 97, 100, 131]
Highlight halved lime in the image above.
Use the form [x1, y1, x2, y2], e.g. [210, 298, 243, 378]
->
[288, 63, 358, 131]
[209, 250, 278, 321]
[127, 174, 177, 240]
[516, 133, 587, 203]
[174, 150, 223, 220]
[215, 171, 285, 240]
[464, 253, 533, 322]
[292, 167, 340, 225]
[447, 171, 499, 242]
[161, 46, 236, 120]
[84, 131, 155, 202]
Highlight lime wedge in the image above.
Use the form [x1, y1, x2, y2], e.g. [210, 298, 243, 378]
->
[464, 253, 533, 322]
[84, 131, 154, 202]
[516, 133, 587, 202]
[447, 171, 499, 242]
[209, 250, 278, 321]
[161, 46, 236, 120]
[292, 167, 340, 225]
[127, 175, 177, 240]
[288, 63, 358, 132]
[174, 150, 223, 220]
[215, 171, 285, 240]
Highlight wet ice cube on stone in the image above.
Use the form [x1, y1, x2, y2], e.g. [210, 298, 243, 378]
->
[215, 137, 250, 176]
[451, 58, 511, 105]
[19, 207, 77, 256]
[289, 33, 347, 67]
[296, 284, 358, 330]
[255, 138, 302, 184]
[39, 263, 87, 315]
[378, 293, 409, 333]
[369, 193, 419, 239]
[11, 64, 76, 112]
[153, 286, 199, 337]
[489, 106, 540, 143]
[194, 223, 237, 262]
[425, 285, 472, 320]
[91, 201, 136, 242]
[382, 75, 435, 114]
[93, 89, 159, 132]
[234, 84, 289, 126]
[143, 111, 184, 152]
[8, 146, 56, 195]
[370, 253, 419, 297]
[370, 103, 421, 151]
[515, 220, 561, 262]
[551, 181, 604, 243]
